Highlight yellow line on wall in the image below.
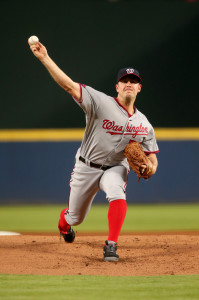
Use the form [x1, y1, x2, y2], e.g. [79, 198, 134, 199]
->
[0, 129, 85, 142]
[0, 128, 198, 142]
[155, 128, 199, 140]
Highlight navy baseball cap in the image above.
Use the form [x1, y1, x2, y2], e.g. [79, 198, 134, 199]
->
[117, 67, 142, 83]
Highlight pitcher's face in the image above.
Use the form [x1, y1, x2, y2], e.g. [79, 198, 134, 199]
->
[116, 76, 141, 100]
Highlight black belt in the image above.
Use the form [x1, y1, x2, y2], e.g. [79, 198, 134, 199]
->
[79, 156, 112, 171]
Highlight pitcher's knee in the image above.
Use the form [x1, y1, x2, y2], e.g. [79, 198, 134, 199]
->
[69, 219, 82, 226]
[66, 213, 84, 226]
[106, 186, 126, 202]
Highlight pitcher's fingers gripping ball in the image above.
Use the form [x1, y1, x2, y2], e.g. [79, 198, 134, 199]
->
[28, 36, 47, 60]
[28, 35, 39, 45]
[124, 142, 152, 181]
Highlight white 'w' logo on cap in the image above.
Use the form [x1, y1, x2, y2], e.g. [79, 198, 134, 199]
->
[126, 68, 134, 74]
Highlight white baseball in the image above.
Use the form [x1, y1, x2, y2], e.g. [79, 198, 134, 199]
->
[28, 35, 39, 45]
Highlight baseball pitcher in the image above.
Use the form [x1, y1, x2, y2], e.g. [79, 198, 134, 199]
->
[28, 40, 159, 262]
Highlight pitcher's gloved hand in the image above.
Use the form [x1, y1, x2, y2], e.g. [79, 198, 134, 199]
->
[124, 142, 153, 181]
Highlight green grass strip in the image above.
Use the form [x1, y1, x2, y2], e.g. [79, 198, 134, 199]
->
[0, 274, 199, 300]
[0, 204, 199, 233]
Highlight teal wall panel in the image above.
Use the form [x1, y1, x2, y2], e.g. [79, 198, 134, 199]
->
[0, 141, 198, 204]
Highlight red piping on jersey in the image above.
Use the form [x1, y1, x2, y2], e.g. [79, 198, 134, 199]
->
[145, 150, 159, 154]
[73, 83, 84, 103]
[113, 97, 136, 118]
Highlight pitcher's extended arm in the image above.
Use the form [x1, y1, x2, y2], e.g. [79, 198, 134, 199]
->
[28, 41, 81, 101]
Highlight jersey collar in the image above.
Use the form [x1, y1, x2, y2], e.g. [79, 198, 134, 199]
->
[113, 97, 136, 118]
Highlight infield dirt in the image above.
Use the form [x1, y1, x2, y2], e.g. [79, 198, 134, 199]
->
[0, 232, 199, 276]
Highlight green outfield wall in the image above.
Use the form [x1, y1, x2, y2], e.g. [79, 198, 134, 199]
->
[1, 1, 199, 128]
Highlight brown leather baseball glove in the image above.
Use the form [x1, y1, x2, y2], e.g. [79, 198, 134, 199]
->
[124, 142, 152, 181]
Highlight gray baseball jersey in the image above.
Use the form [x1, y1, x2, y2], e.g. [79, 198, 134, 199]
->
[66, 84, 159, 226]
[75, 84, 158, 164]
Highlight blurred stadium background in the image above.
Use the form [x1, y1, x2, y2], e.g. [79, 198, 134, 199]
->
[0, 0, 199, 206]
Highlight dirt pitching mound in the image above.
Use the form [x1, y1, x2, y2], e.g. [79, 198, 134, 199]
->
[0, 233, 199, 276]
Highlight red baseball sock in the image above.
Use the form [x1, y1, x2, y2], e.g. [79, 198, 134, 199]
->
[107, 199, 127, 243]
[58, 208, 70, 234]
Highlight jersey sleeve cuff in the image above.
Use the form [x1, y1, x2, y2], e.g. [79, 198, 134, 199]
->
[72, 83, 85, 103]
[145, 150, 159, 155]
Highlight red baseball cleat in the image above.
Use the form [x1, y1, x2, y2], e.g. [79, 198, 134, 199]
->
[58, 208, 75, 243]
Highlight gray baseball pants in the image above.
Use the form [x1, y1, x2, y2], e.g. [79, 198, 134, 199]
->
[65, 153, 128, 226]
